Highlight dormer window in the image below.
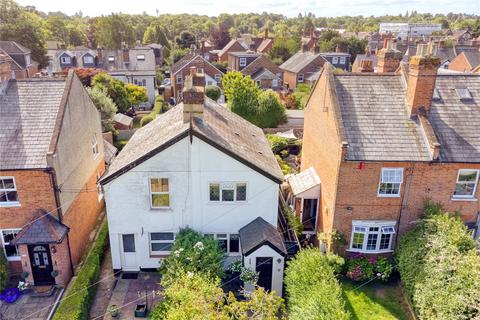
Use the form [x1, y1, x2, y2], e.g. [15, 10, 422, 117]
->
[108, 56, 115, 62]
[136, 54, 145, 61]
[239, 57, 247, 67]
[83, 55, 94, 64]
[60, 56, 71, 64]
[455, 88, 472, 101]
[432, 88, 441, 101]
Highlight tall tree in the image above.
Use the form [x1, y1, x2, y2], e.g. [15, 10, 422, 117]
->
[95, 14, 135, 49]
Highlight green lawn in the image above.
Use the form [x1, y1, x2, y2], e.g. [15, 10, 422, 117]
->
[341, 279, 412, 320]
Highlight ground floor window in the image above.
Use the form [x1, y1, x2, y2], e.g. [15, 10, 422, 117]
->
[1, 229, 21, 260]
[150, 232, 175, 254]
[349, 221, 396, 253]
[205, 233, 240, 254]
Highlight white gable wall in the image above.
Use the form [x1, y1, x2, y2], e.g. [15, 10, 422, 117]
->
[104, 136, 279, 269]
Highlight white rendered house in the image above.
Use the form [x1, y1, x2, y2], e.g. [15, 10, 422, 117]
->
[101, 68, 286, 295]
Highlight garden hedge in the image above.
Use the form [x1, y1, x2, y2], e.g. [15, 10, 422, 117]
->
[53, 221, 109, 320]
[285, 248, 349, 320]
[396, 202, 480, 319]
[0, 246, 8, 291]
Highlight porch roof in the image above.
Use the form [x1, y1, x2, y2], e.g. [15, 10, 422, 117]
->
[239, 217, 286, 256]
[287, 166, 321, 196]
[12, 209, 69, 245]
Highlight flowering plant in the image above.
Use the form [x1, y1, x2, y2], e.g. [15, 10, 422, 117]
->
[228, 260, 242, 273]
[17, 281, 29, 291]
[239, 267, 259, 285]
[345, 253, 394, 282]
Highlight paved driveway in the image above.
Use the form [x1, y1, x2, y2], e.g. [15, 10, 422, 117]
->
[1, 287, 60, 320]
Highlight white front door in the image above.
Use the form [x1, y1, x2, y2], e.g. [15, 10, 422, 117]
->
[121, 234, 139, 271]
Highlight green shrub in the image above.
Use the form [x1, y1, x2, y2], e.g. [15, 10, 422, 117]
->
[0, 246, 8, 291]
[266, 134, 291, 154]
[152, 96, 164, 115]
[113, 139, 128, 151]
[205, 85, 221, 101]
[159, 228, 225, 282]
[256, 90, 287, 128]
[283, 205, 303, 238]
[53, 221, 109, 320]
[345, 254, 393, 282]
[285, 248, 350, 320]
[396, 202, 480, 319]
[140, 115, 154, 127]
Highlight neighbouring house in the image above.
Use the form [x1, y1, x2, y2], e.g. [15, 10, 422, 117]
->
[300, 33, 319, 53]
[101, 67, 287, 295]
[47, 45, 158, 105]
[113, 113, 134, 130]
[171, 53, 224, 101]
[145, 43, 164, 66]
[0, 70, 105, 287]
[320, 51, 351, 71]
[0, 51, 13, 82]
[379, 22, 442, 38]
[228, 53, 283, 90]
[448, 50, 480, 72]
[0, 41, 38, 79]
[280, 51, 327, 90]
[217, 39, 249, 62]
[293, 43, 480, 256]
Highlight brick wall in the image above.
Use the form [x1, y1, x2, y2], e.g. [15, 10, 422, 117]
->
[283, 71, 298, 90]
[218, 42, 247, 62]
[448, 53, 471, 72]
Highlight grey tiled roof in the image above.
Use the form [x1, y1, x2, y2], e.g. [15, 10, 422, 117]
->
[239, 217, 286, 256]
[0, 79, 66, 169]
[429, 75, 480, 162]
[101, 98, 283, 183]
[280, 51, 325, 73]
[103, 139, 118, 165]
[12, 210, 69, 245]
[171, 53, 196, 75]
[463, 51, 480, 69]
[334, 74, 431, 161]
[0, 41, 30, 54]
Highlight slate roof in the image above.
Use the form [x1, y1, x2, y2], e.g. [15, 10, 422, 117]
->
[218, 39, 249, 58]
[12, 210, 69, 245]
[463, 51, 480, 69]
[287, 167, 321, 196]
[103, 139, 118, 165]
[334, 74, 431, 161]
[0, 41, 30, 54]
[280, 51, 325, 73]
[0, 79, 67, 169]
[228, 51, 260, 58]
[257, 38, 273, 53]
[239, 217, 286, 256]
[101, 98, 283, 184]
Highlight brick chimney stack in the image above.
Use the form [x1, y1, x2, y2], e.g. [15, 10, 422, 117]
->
[377, 38, 403, 73]
[406, 42, 441, 116]
[358, 59, 373, 72]
[183, 66, 205, 123]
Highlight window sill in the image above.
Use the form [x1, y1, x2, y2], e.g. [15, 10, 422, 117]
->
[6, 256, 21, 262]
[377, 194, 401, 198]
[451, 197, 477, 202]
[149, 254, 170, 258]
[150, 207, 172, 211]
[346, 249, 394, 254]
[0, 202, 21, 208]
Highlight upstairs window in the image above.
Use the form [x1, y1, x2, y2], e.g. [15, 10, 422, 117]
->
[298, 73, 304, 83]
[456, 88, 472, 101]
[176, 74, 183, 84]
[272, 78, 278, 88]
[1, 229, 21, 260]
[0, 177, 19, 206]
[332, 56, 339, 64]
[214, 74, 221, 83]
[339, 56, 346, 64]
[150, 232, 175, 253]
[378, 168, 403, 197]
[25, 54, 31, 66]
[92, 134, 99, 158]
[239, 57, 247, 67]
[453, 169, 479, 199]
[150, 178, 170, 208]
[60, 56, 71, 64]
[83, 55, 94, 64]
[136, 54, 145, 61]
[209, 183, 247, 202]
[350, 222, 396, 253]
[108, 56, 115, 62]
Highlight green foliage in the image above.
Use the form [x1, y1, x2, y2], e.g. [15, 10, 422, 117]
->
[345, 254, 394, 282]
[86, 86, 117, 132]
[143, 23, 171, 50]
[95, 14, 135, 49]
[225, 287, 286, 320]
[285, 248, 350, 320]
[53, 221, 109, 320]
[283, 205, 303, 238]
[396, 201, 480, 320]
[276, 155, 292, 175]
[292, 83, 312, 109]
[212, 61, 228, 74]
[223, 72, 285, 128]
[0, 246, 8, 291]
[318, 34, 367, 63]
[125, 84, 148, 106]
[169, 46, 190, 65]
[205, 85, 221, 101]
[91, 73, 130, 113]
[113, 139, 128, 151]
[159, 228, 225, 282]
[268, 38, 300, 64]
[152, 95, 164, 114]
[174, 31, 196, 49]
[140, 115, 154, 127]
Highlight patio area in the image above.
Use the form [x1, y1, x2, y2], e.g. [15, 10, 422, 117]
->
[103, 272, 163, 320]
[0, 285, 61, 320]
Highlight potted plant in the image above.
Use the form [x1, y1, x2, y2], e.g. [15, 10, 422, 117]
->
[109, 304, 119, 317]
[134, 303, 147, 318]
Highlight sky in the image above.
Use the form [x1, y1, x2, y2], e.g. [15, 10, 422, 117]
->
[16, 0, 480, 17]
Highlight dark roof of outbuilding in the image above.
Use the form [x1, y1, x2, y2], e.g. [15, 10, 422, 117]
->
[239, 217, 286, 256]
[463, 51, 480, 69]
[0, 41, 30, 54]
[101, 98, 283, 184]
[280, 51, 326, 73]
[0, 78, 67, 169]
[12, 210, 69, 245]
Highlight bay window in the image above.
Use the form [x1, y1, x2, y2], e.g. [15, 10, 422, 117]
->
[349, 221, 396, 253]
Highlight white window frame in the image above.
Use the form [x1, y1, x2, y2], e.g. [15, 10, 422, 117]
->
[1, 229, 21, 261]
[96, 172, 103, 202]
[339, 56, 346, 64]
[298, 73, 304, 83]
[332, 56, 339, 64]
[272, 78, 278, 88]
[136, 54, 145, 61]
[83, 55, 94, 64]
[108, 56, 115, 62]
[149, 232, 175, 254]
[149, 178, 170, 209]
[239, 57, 247, 67]
[176, 74, 183, 84]
[349, 221, 396, 253]
[377, 168, 404, 198]
[60, 56, 71, 64]
[205, 233, 240, 255]
[453, 169, 479, 199]
[208, 182, 247, 203]
[0, 176, 19, 207]
[214, 74, 221, 83]
[92, 134, 99, 159]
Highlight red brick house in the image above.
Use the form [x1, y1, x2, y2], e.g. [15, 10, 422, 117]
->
[0, 70, 105, 286]
[171, 53, 224, 100]
[280, 50, 326, 90]
[448, 50, 480, 72]
[228, 52, 283, 90]
[217, 39, 249, 62]
[294, 43, 480, 255]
